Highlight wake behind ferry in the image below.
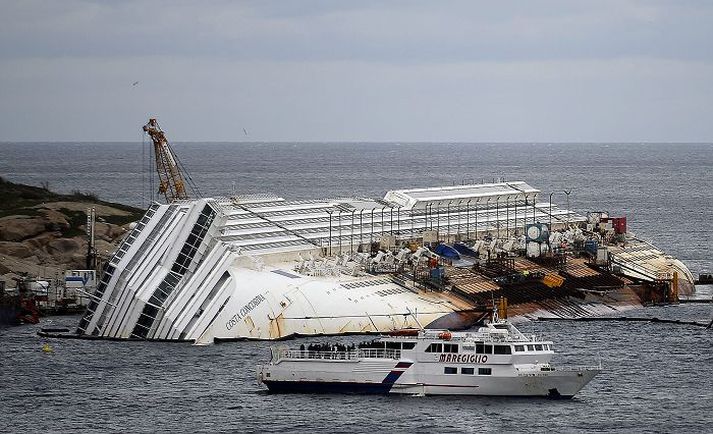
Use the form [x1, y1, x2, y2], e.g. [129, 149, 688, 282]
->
[258, 307, 600, 398]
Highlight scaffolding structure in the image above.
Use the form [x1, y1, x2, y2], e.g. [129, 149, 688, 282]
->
[217, 181, 585, 256]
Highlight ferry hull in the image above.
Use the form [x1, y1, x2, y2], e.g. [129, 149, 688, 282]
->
[391, 369, 599, 398]
[261, 369, 598, 398]
[259, 357, 599, 399]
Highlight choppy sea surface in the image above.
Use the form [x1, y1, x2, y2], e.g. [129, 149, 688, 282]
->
[1, 307, 712, 433]
[1, 142, 712, 433]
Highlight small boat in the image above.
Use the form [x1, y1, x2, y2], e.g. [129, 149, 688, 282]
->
[257, 311, 600, 398]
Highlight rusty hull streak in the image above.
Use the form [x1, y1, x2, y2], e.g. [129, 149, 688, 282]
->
[271, 312, 286, 339]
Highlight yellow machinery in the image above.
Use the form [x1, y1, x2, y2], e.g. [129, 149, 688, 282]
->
[497, 296, 508, 319]
[143, 118, 190, 202]
[543, 273, 565, 288]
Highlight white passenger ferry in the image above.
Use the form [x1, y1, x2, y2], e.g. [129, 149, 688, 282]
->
[258, 314, 600, 398]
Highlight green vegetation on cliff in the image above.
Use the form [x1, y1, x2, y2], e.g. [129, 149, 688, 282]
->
[0, 176, 143, 223]
[0, 177, 146, 278]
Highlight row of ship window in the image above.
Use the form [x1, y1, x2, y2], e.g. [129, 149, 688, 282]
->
[514, 344, 552, 352]
[444, 367, 492, 375]
[424, 342, 552, 354]
[380, 341, 553, 353]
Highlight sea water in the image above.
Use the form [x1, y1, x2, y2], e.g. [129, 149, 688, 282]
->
[1, 142, 712, 433]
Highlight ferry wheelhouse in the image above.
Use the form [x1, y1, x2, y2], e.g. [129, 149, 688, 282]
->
[258, 315, 600, 398]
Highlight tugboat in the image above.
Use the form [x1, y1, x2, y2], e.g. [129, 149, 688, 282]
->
[257, 307, 600, 398]
[0, 276, 40, 326]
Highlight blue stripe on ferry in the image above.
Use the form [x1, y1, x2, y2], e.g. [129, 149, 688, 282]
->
[263, 380, 392, 395]
[381, 371, 403, 384]
[381, 362, 413, 384]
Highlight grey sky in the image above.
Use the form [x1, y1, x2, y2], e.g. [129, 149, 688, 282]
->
[1, 0, 712, 142]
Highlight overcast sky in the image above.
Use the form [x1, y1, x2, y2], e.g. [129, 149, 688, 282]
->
[1, 0, 712, 142]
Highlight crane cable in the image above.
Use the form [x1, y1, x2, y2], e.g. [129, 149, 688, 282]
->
[142, 130, 156, 203]
[148, 118, 202, 200]
[171, 145, 202, 198]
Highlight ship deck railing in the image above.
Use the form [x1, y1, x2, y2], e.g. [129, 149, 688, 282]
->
[555, 365, 601, 372]
[515, 364, 600, 373]
[271, 348, 402, 362]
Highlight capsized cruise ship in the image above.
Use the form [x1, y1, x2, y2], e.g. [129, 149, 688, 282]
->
[74, 181, 695, 345]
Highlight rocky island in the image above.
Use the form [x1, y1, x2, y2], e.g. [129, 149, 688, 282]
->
[0, 177, 143, 284]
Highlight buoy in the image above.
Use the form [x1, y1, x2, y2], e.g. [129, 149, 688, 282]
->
[42, 343, 54, 353]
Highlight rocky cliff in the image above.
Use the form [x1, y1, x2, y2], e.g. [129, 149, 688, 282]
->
[0, 177, 144, 283]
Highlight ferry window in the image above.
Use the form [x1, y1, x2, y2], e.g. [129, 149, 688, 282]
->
[426, 343, 443, 353]
[461, 367, 475, 375]
[386, 341, 401, 350]
[484, 344, 493, 354]
[494, 345, 512, 355]
[476, 343, 485, 354]
[514, 345, 525, 352]
[527, 345, 535, 351]
[535, 344, 543, 351]
[402, 342, 416, 350]
[358, 340, 384, 349]
[478, 368, 492, 375]
[443, 343, 459, 353]
[462, 345, 474, 352]
[444, 367, 458, 375]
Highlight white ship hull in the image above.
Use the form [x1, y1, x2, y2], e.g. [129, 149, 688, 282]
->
[261, 357, 598, 398]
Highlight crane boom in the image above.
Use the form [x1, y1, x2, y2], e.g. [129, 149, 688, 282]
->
[143, 118, 189, 202]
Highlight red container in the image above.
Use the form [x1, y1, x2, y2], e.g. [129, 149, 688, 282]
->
[611, 217, 627, 234]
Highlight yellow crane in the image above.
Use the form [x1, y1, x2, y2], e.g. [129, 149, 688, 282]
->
[142, 118, 191, 202]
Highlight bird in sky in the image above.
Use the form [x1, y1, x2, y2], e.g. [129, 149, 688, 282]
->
[132, 81, 139, 86]
[243, 128, 248, 136]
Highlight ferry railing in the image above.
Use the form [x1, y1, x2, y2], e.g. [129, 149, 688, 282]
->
[547, 364, 601, 372]
[272, 348, 402, 362]
[358, 348, 401, 359]
[515, 364, 601, 373]
[564, 365, 601, 371]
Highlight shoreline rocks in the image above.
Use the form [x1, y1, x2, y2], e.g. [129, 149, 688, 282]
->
[0, 177, 144, 284]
